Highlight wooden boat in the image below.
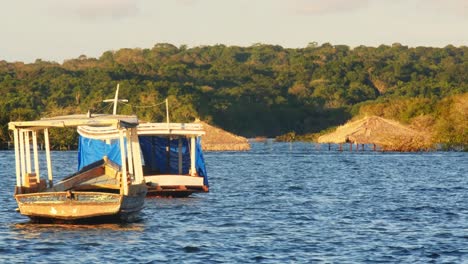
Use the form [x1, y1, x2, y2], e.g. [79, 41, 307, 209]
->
[137, 122, 209, 197]
[76, 86, 209, 197]
[9, 114, 147, 223]
[77, 122, 209, 198]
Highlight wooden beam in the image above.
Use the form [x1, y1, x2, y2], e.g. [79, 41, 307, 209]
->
[130, 127, 144, 183]
[25, 131, 31, 173]
[49, 167, 105, 192]
[178, 137, 183, 175]
[32, 130, 40, 182]
[125, 129, 134, 180]
[44, 128, 53, 187]
[119, 129, 128, 195]
[190, 136, 196, 176]
[19, 130, 26, 186]
[9, 116, 137, 130]
[13, 129, 21, 191]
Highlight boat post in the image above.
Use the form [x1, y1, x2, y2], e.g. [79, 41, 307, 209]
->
[178, 137, 183, 175]
[19, 130, 26, 186]
[44, 128, 53, 187]
[13, 129, 21, 193]
[24, 131, 31, 174]
[32, 130, 40, 182]
[119, 129, 129, 195]
[125, 130, 134, 179]
[190, 136, 196, 176]
[129, 127, 144, 183]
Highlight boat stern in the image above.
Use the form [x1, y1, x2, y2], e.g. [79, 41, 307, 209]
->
[145, 175, 209, 197]
[15, 191, 123, 221]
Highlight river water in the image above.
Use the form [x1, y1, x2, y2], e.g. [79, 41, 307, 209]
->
[0, 142, 467, 263]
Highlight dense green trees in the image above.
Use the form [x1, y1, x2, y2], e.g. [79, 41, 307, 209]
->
[0, 43, 466, 149]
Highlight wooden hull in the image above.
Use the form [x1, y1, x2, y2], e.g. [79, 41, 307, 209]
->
[145, 175, 208, 197]
[15, 185, 147, 223]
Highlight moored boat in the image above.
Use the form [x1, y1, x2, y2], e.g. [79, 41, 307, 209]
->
[9, 114, 147, 223]
[77, 121, 209, 198]
[138, 122, 209, 197]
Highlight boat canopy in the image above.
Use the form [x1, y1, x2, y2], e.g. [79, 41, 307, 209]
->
[8, 114, 143, 196]
[9, 114, 138, 131]
[77, 122, 208, 187]
[139, 136, 208, 186]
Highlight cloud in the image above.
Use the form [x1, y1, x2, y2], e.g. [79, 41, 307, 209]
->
[54, 0, 139, 20]
[291, 0, 370, 15]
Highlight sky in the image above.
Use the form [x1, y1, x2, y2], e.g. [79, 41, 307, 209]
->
[1, 0, 467, 63]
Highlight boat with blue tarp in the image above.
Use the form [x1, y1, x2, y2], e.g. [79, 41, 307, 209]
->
[9, 114, 147, 223]
[77, 122, 209, 197]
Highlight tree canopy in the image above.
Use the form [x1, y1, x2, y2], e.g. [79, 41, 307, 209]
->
[0, 43, 466, 149]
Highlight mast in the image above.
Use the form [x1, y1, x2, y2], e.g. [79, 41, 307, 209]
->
[103, 84, 128, 115]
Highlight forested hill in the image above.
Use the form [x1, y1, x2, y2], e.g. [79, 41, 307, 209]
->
[0, 43, 467, 148]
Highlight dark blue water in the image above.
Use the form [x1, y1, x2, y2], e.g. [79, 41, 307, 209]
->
[0, 142, 467, 263]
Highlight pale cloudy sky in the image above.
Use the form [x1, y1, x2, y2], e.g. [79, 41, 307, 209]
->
[1, 0, 467, 63]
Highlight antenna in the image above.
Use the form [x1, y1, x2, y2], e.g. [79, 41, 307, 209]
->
[165, 98, 170, 124]
[103, 84, 128, 115]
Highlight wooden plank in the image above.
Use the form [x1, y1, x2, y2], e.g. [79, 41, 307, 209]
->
[50, 166, 105, 192]
[19, 130, 26, 186]
[130, 128, 144, 183]
[13, 129, 21, 189]
[119, 129, 128, 195]
[190, 136, 196, 176]
[32, 131, 40, 182]
[25, 173, 36, 187]
[125, 129, 134, 178]
[145, 175, 204, 186]
[44, 128, 53, 187]
[25, 131, 31, 173]
[9, 115, 138, 130]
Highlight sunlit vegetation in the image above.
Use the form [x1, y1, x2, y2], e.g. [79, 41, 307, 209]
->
[0, 43, 466, 150]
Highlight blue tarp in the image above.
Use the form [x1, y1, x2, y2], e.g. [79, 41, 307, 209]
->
[138, 136, 208, 186]
[195, 137, 208, 186]
[77, 136, 123, 170]
[139, 136, 190, 175]
[77, 135, 208, 186]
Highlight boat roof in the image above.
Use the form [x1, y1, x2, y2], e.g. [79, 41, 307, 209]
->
[77, 122, 205, 140]
[8, 114, 139, 131]
[138, 122, 205, 136]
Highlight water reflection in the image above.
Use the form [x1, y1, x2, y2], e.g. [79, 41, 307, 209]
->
[11, 222, 144, 234]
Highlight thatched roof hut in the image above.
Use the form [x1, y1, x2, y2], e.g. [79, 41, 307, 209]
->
[318, 116, 431, 151]
[196, 120, 251, 151]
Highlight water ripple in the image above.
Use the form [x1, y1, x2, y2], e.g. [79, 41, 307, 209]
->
[0, 144, 467, 262]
